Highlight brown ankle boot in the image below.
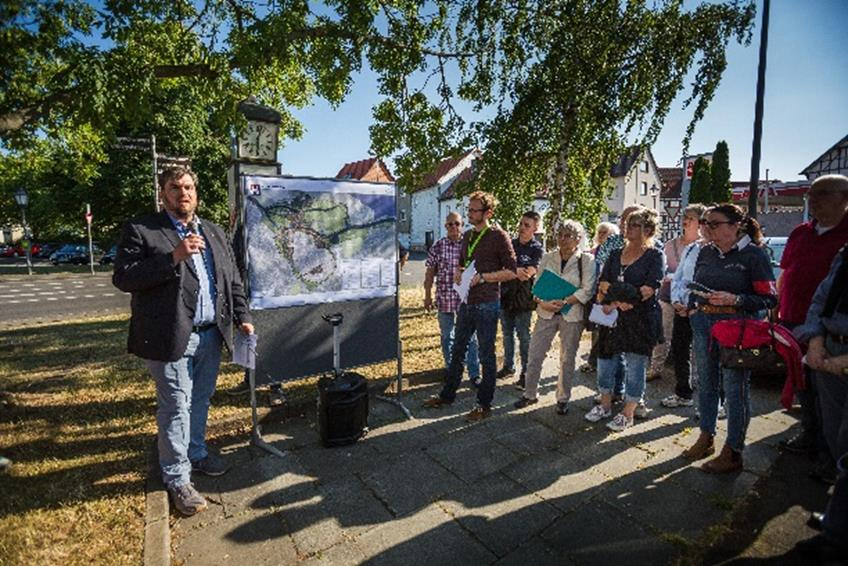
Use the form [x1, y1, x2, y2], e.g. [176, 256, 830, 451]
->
[682, 432, 715, 461]
[702, 445, 743, 474]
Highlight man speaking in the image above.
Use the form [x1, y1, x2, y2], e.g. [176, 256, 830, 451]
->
[113, 167, 253, 516]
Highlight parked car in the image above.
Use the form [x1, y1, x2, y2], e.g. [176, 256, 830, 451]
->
[763, 236, 788, 279]
[36, 243, 60, 259]
[99, 245, 118, 265]
[1, 243, 41, 257]
[50, 244, 101, 265]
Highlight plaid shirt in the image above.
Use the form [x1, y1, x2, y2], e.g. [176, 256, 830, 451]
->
[425, 236, 463, 313]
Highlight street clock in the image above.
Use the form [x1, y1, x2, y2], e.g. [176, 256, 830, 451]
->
[238, 120, 279, 161]
[228, 97, 283, 224]
[235, 97, 282, 163]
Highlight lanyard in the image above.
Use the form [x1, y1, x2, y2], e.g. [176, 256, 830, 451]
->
[464, 226, 489, 267]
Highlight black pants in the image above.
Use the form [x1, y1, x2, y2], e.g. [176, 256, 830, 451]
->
[670, 312, 694, 399]
[783, 322, 829, 462]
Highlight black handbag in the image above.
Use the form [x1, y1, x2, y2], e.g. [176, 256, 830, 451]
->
[718, 318, 786, 372]
[577, 255, 594, 329]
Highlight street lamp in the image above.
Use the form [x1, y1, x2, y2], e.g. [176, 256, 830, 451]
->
[13, 187, 33, 276]
[649, 183, 660, 211]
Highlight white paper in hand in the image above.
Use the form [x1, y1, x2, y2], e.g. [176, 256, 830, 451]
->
[588, 303, 618, 327]
[453, 260, 476, 304]
[233, 332, 257, 369]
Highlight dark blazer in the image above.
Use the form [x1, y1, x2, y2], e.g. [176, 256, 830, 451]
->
[113, 211, 252, 362]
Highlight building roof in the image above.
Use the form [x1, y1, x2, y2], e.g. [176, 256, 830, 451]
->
[800, 133, 848, 176]
[415, 148, 478, 191]
[610, 146, 643, 177]
[657, 167, 683, 199]
[335, 157, 395, 182]
[438, 167, 477, 201]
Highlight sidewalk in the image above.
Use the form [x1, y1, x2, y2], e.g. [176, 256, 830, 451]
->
[164, 347, 825, 565]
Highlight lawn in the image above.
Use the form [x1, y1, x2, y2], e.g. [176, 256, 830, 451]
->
[0, 288, 445, 565]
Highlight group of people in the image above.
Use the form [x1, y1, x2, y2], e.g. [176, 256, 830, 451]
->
[112, 165, 848, 560]
[420, 178, 848, 558]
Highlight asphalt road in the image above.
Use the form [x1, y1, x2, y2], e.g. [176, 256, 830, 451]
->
[0, 252, 429, 325]
[0, 272, 130, 325]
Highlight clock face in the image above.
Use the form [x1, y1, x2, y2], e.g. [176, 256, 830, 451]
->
[239, 121, 278, 161]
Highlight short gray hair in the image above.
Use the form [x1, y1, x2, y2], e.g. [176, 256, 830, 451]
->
[555, 219, 585, 243]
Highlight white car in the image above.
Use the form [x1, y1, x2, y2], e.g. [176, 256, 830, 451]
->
[762, 236, 787, 279]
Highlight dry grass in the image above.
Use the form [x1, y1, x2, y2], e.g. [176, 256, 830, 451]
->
[0, 287, 445, 565]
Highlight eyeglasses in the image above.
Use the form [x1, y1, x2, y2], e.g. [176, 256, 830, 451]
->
[699, 219, 735, 229]
[557, 232, 578, 240]
[445, 221, 461, 227]
[467, 207, 488, 213]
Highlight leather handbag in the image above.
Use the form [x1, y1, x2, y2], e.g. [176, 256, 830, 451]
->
[717, 318, 785, 372]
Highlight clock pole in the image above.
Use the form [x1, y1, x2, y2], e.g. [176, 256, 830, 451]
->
[228, 96, 287, 459]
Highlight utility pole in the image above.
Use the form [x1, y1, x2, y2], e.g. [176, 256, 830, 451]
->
[85, 204, 95, 275]
[747, 0, 770, 218]
[152, 134, 160, 212]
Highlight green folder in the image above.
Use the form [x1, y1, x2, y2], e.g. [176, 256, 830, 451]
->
[531, 269, 578, 315]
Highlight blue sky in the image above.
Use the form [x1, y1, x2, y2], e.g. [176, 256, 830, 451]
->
[279, 0, 848, 183]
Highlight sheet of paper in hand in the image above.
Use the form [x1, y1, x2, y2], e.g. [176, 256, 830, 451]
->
[588, 303, 618, 327]
[233, 332, 258, 369]
[453, 260, 476, 304]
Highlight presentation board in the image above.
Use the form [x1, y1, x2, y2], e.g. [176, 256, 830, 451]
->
[239, 175, 400, 384]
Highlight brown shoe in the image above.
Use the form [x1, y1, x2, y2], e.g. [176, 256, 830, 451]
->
[422, 396, 452, 408]
[702, 445, 743, 474]
[465, 406, 491, 422]
[682, 432, 715, 461]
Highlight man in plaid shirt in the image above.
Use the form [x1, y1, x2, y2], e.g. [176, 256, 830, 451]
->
[424, 211, 480, 382]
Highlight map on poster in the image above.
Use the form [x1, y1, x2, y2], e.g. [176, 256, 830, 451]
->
[242, 176, 397, 310]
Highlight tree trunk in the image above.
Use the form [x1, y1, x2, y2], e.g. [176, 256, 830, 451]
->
[546, 104, 576, 249]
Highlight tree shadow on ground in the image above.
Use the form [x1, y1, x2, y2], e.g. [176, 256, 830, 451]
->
[173, 366, 809, 565]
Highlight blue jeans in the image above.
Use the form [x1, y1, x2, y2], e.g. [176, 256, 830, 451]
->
[690, 312, 751, 452]
[597, 352, 648, 403]
[437, 311, 480, 379]
[500, 310, 533, 372]
[146, 327, 222, 489]
[440, 301, 500, 408]
[597, 353, 626, 396]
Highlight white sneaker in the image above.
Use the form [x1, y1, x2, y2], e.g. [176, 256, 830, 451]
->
[661, 394, 694, 408]
[585, 405, 612, 422]
[634, 400, 650, 419]
[606, 412, 634, 432]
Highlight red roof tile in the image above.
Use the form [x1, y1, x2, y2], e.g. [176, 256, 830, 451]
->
[336, 158, 395, 182]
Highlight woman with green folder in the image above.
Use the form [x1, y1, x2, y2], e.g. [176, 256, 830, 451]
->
[512, 220, 596, 415]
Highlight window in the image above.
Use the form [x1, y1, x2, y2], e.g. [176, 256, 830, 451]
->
[640, 160, 649, 172]
[640, 181, 648, 196]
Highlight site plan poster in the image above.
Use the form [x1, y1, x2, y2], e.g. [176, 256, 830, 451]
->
[242, 176, 397, 310]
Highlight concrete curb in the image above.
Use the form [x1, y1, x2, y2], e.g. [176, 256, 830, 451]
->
[143, 439, 170, 566]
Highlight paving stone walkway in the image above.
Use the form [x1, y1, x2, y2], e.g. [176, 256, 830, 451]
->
[169, 347, 811, 565]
